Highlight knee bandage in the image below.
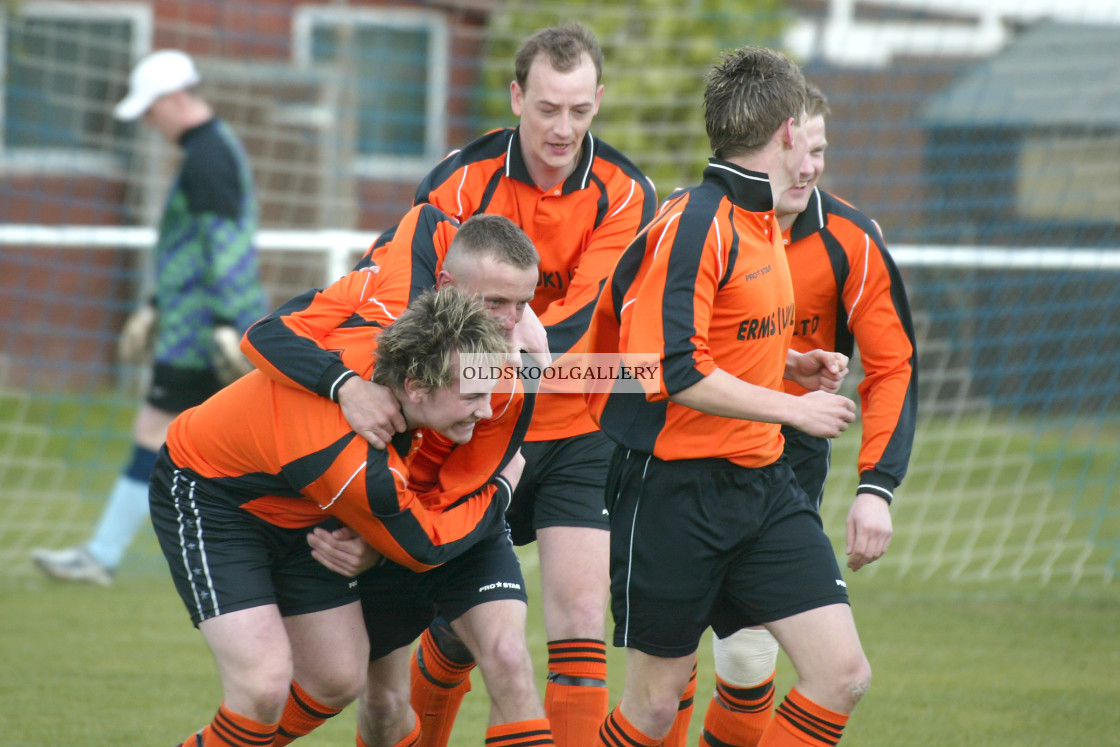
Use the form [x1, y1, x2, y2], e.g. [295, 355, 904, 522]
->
[712, 627, 780, 687]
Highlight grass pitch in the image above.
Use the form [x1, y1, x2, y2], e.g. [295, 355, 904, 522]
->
[2, 539, 1118, 746]
[2, 396, 1117, 744]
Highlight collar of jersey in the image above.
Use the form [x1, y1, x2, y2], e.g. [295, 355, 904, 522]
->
[506, 127, 596, 195]
[703, 158, 774, 212]
[178, 117, 217, 148]
[390, 429, 416, 459]
[788, 186, 827, 244]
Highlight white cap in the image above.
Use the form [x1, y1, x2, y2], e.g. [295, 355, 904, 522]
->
[114, 49, 200, 121]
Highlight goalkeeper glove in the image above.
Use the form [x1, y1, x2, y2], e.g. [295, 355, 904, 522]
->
[118, 304, 158, 364]
[210, 325, 254, 385]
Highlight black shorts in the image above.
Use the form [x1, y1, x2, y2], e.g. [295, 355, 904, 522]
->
[505, 430, 613, 545]
[605, 447, 849, 658]
[781, 425, 831, 510]
[149, 448, 360, 627]
[147, 363, 225, 413]
[360, 527, 527, 659]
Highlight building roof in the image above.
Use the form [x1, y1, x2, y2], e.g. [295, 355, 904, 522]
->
[860, 0, 1120, 26]
[921, 21, 1120, 128]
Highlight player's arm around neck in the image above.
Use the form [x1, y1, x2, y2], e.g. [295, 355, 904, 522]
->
[336, 377, 406, 450]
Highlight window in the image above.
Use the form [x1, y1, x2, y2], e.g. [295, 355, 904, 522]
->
[293, 5, 448, 179]
[1, 2, 150, 173]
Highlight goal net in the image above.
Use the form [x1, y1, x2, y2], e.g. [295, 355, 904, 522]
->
[823, 247, 1120, 585]
[1, 0, 1117, 585]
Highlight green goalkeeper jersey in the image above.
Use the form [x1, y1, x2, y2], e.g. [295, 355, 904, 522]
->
[152, 117, 267, 369]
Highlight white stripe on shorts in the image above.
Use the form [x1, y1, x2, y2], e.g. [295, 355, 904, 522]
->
[172, 469, 220, 619]
[621, 453, 652, 648]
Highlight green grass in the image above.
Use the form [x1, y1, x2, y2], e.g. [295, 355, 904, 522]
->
[2, 542, 1119, 746]
[3, 395, 1118, 743]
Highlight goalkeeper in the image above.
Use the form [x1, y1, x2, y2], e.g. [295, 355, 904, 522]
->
[32, 49, 267, 586]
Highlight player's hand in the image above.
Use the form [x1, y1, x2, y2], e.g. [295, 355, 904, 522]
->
[337, 377, 407, 449]
[792, 391, 856, 438]
[499, 450, 526, 497]
[308, 524, 383, 576]
[786, 349, 849, 393]
[512, 306, 550, 368]
[846, 492, 893, 571]
[118, 304, 158, 364]
[210, 325, 255, 385]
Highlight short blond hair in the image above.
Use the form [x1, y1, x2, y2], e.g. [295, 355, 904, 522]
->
[372, 287, 510, 391]
[805, 81, 831, 119]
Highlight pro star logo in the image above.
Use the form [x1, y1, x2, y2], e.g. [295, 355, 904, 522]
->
[743, 265, 772, 282]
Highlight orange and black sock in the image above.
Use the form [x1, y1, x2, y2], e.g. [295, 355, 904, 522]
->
[544, 638, 608, 747]
[701, 672, 776, 747]
[410, 627, 474, 747]
[759, 688, 848, 746]
[356, 715, 422, 747]
[661, 661, 698, 747]
[597, 707, 662, 747]
[484, 717, 554, 746]
[182, 701, 279, 746]
[273, 680, 344, 745]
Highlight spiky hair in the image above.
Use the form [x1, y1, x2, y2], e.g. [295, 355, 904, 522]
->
[372, 287, 510, 391]
[704, 45, 807, 159]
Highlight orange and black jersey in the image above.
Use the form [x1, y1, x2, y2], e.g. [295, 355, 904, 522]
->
[414, 126, 657, 441]
[244, 204, 459, 401]
[586, 158, 793, 468]
[239, 203, 531, 513]
[784, 187, 918, 501]
[166, 369, 512, 574]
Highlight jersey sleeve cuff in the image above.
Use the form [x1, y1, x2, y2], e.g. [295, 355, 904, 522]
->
[857, 470, 897, 505]
[320, 364, 359, 402]
[491, 476, 514, 512]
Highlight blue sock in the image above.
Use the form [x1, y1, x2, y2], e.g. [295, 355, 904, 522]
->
[86, 445, 159, 569]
